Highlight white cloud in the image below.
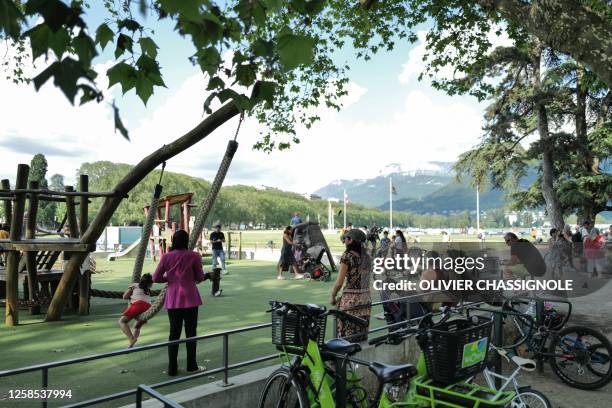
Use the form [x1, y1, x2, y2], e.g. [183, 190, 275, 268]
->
[1, 38, 486, 197]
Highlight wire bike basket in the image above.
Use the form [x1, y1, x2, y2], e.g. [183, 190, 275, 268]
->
[271, 308, 327, 351]
[418, 316, 493, 384]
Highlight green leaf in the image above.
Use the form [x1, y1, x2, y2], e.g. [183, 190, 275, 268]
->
[0, 0, 24, 38]
[135, 75, 154, 105]
[95, 23, 114, 49]
[117, 18, 141, 32]
[33, 57, 87, 103]
[138, 37, 158, 58]
[197, 46, 221, 76]
[206, 76, 225, 90]
[158, 0, 202, 21]
[262, 0, 283, 13]
[115, 33, 133, 58]
[112, 102, 130, 141]
[251, 80, 276, 108]
[276, 29, 316, 70]
[235, 63, 257, 87]
[107, 62, 137, 94]
[251, 39, 274, 58]
[252, 2, 266, 26]
[25, 0, 83, 32]
[73, 32, 97, 66]
[25, 24, 70, 60]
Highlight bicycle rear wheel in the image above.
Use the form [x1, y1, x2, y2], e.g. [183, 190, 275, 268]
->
[508, 388, 552, 408]
[259, 367, 309, 408]
[549, 325, 612, 390]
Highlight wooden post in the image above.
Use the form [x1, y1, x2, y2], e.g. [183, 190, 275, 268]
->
[78, 175, 90, 316]
[65, 186, 79, 238]
[0, 179, 10, 298]
[25, 180, 41, 315]
[6, 164, 29, 326]
[1, 179, 12, 227]
[64, 186, 79, 310]
[227, 232, 232, 260]
[238, 231, 242, 260]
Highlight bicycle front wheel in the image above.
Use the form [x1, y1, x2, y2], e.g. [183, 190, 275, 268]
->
[549, 325, 612, 390]
[259, 366, 309, 408]
[508, 388, 552, 408]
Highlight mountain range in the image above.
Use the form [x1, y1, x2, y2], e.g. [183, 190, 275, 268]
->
[313, 162, 521, 214]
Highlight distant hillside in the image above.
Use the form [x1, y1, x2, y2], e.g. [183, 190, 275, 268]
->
[315, 162, 539, 214]
[380, 181, 505, 214]
[77, 161, 505, 228]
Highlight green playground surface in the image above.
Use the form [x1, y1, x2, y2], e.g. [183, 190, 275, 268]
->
[0, 258, 384, 407]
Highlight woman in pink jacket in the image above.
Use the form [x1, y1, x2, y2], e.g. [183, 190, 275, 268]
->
[153, 230, 205, 376]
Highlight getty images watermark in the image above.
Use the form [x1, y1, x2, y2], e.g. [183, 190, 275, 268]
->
[370, 242, 610, 300]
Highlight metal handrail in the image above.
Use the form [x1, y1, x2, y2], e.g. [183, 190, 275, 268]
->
[1, 293, 495, 408]
[136, 385, 182, 408]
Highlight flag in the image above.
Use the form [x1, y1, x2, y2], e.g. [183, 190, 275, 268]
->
[391, 184, 397, 195]
[344, 191, 349, 204]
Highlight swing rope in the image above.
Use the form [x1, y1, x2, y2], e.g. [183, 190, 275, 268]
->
[138, 113, 243, 322]
[131, 162, 166, 284]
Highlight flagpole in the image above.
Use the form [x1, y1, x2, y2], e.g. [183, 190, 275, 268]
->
[476, 184, 480, 235]
[343, 189, 347, 228]
[389, 177, 393, 230]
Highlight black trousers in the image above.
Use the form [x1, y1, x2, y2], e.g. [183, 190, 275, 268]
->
[167, 307, 199, 375]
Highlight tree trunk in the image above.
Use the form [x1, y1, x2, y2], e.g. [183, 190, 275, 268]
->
[532, 43, 564, 230]
[480, 0, 612, 88]
[45, 102, 240, 321]
[574, 67, 595, 225]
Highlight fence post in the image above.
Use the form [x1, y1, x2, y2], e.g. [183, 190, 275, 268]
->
[41, 367, 48, 408]
[136, 386, 143, 408]
[220, 333, 233, 387]
[535, 299, 544, 372]
[493, 312, 503, 388]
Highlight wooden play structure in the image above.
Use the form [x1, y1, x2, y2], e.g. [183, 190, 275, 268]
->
[0, 168, 107, 322]
[146, 192, 193, 260]
[0, 103, 241, 326]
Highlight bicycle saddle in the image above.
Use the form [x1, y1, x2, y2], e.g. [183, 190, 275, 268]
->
[322, 338, 362, 355]
[369, 361, 417, 383]
[512, 355, 537, 371]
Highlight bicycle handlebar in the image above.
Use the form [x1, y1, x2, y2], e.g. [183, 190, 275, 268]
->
[268, 301, 367, 327]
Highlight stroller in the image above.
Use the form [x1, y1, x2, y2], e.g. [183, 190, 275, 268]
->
[298, 244, 332, 281]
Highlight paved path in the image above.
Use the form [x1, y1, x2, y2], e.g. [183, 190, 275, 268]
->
[516, 283, 612, 407]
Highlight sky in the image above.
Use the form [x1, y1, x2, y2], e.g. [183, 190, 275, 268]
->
[0, 7, 505, 196]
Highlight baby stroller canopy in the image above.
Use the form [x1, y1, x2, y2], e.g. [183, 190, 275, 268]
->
[292, 222, 336, 271]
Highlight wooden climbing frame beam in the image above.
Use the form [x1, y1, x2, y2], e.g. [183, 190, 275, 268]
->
[5, 164, 29, 326]
[25, 180, 41, 315]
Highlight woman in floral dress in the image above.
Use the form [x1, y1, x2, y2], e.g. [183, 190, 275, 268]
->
[330, 229, 372, 341]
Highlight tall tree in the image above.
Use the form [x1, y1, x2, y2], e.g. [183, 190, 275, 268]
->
[29, 153, 56, 226]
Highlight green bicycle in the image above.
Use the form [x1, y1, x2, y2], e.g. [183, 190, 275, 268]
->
[260, 301, 551, 407]
[259, 300, 414, 408]
[368, 307, 552, 408]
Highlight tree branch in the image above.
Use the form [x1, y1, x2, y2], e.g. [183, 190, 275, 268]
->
[479, 0, 612, 88]
[46, 102, 240, 321]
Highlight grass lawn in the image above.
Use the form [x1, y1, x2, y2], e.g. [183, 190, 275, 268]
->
[0, 258, 386, 407]
[231, 230, 503, 253]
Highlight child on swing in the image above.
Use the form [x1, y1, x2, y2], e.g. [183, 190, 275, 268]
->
[118, 273, 153, 348]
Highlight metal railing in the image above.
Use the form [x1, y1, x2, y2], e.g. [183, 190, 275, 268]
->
[136, 385, 182, 408]
[0, 323, 274, 408]
[0, 291, 505, 408]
